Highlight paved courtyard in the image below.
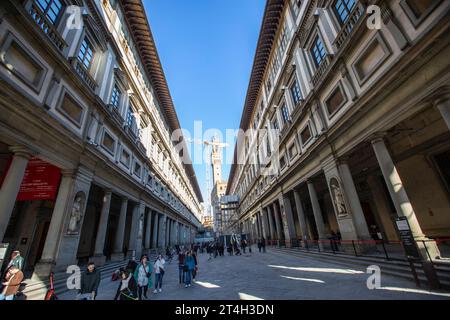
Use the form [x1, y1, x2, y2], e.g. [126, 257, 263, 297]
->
[59, 248, 450, 300]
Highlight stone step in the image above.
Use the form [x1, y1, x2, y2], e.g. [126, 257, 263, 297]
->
[19, 256, 162, 300]
[270, 247, 450, 290]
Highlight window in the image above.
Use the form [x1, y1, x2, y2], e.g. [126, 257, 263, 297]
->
[58, 93, 84, 127]
[78, 38, 94, 70]
[272, 117, 279, 130]
[325, 84, 346, 116]
[36, 0, 63, 24]
[281, 103, 290, 124]
[290, 77, 302, 106]
[126, 106, 138, 133]
[288, 143, 298, 159]
[334, 0, 356, 24]
[110, 84, 121, 109]
[291, 0, 302, 19]
[300, 125, 312, 145]
[102, 131, 116, 154]
[404, 0, 438, 18]
[134, 162, 142, 177]
[311, 35, 327, 67]
[120, 149, 131, 167]
[400, 0, 441, 26]
[266, 136, 272, 157]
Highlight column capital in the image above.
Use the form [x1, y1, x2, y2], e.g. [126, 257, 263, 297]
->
[9, 145, 35, 159]
[103, 188, 113, 195]
[433, 91, 450, 106]
[369, 132, 388, 145]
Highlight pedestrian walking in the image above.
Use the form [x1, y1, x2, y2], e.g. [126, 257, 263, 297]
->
[6, 250, 24, 272]
[77, 262, 101, 300]
[241, 239, 247, 254]
[258, 238, 262, 253]
[227, 244, 233, 256]
[134, 255, 152, 300]
[184, 251, 195, 288]
[192, 250, 198, 281]
[0, 266, 24, 300]
[261, 237, 266, 253]
[114, 269, 137, 300]
[153, 254, 165, 293]
[178, 250, 185, 285]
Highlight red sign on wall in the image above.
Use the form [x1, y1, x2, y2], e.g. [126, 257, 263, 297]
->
[16, 158, 61, 201]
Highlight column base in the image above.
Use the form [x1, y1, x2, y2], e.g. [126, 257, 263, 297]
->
[110, 252, 125, 262]
[127, 250, 136, 260]
[417, 238, 441, 260]
[89, 254, 106, 267]
[31, 260, 55, 281]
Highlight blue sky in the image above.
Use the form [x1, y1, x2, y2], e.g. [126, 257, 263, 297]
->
[143, 0, 266, 204]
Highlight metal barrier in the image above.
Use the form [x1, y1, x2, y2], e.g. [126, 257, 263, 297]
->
[264, 237, 450, 262]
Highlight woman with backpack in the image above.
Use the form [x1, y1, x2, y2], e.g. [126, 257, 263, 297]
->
[114, 269, 137, 300]
[134, 255, 152, 300]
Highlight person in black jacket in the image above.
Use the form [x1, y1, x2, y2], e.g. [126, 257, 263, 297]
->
[114, 270, 138, 300]
[77, 262, 101, 300]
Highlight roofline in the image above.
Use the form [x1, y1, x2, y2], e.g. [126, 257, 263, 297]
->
[119, 0, 203, 203]
[226, 0, 285, 195]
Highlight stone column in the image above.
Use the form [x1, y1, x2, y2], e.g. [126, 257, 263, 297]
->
[261, 208, 270, 240]
[135, 202, 145, 259]
[255, 213, 262, 238]
[91, 189, 112, 266]
[293, 189, 309, 240]
[158, 214, 167, 248]
[151, 212, 159, 249]
[371, 137, 440, 259]
[127, 203, 140, 259]
[338, 161, 371, 240]
[144, 208, 152, 249]
[434, 93, 450, 130]
[0, 146, 32, 241]
[174, 221, 179, 245]
[111, 197, 128, 261]
[165, 218, 171, 246]
[32, 170, 76, 278]
[307, 180, 328, 240]
[272, 202, 284, 244]
[366, 175, 399, 241]
[279, 194, 298, 246]
[266, 205, 276, 240]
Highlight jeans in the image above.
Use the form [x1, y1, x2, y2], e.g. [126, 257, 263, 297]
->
[178, 265, 184, 284]
[155, 273, 163, 289]
[184, 270, 192, 285]
[0, 294, 14, 300]
[138, 285, 148, 299]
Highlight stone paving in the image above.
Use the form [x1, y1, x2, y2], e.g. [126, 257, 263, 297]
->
[59, 247, 450, 300]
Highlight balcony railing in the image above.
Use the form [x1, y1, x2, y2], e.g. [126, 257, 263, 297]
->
[69, 58, 97, 91]
[27, 1, 67, 51]
[333, 2, 365, 50]
[312, 55, 332, 86]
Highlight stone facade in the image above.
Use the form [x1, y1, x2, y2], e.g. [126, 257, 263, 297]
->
[0, 0, 202, 279]
[227, 0, 450, 260]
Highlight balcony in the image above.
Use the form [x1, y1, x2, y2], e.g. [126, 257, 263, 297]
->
[311, 54, 332, 87]
[69, 58, 97, 91]
[27, 1, 67, 51]
[333, 2, 366, 50]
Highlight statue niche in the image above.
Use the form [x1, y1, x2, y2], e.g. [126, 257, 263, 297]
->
[329, 178, 348, 217]
[67, 191, 86, 235]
